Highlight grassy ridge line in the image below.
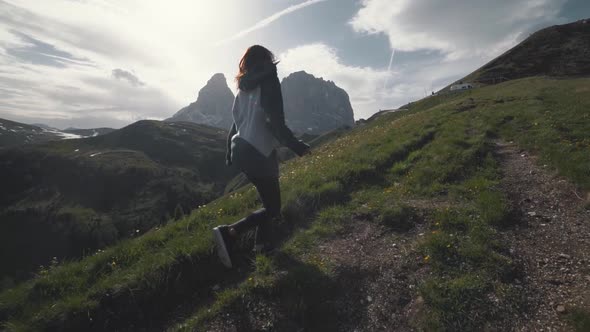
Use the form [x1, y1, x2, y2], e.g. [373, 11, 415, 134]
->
[0, 109, 433, 330]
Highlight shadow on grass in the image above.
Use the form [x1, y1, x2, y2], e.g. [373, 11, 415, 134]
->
[204, 252, 371, 332]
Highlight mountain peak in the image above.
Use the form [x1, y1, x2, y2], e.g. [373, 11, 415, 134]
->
[281, 71, 354, 134]
[166, 73, 235, 129]
[207, 73, 228, 86]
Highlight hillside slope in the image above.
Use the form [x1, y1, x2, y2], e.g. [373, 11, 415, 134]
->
[449, 19, 590, 88]
[1, 77, 588, 331]
[0, 120, 237, 285]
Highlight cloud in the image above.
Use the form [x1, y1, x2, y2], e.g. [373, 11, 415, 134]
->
[350, 0, 567, 59]
[5, 30, 92, 68]
[217, 0, 328, 45]
[112, 69, 144, 87]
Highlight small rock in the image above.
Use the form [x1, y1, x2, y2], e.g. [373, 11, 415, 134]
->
[367, 296, 373, 303]
[556, 305, 566, 313]
[558, 253, 571, 260]
[212, 284, 220, 291]
[528, 212, 537, 217]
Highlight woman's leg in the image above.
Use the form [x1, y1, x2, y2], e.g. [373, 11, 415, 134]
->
[229, 175, 281, 235]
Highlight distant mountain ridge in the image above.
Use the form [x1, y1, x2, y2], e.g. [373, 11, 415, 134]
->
[0, 118, 76, 147]
[0, 118, 115, 147]
[63, 127, 116, 137]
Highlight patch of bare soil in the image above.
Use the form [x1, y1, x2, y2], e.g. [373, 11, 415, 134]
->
[202, 213, 430, 332]
[495, 141, 590, 331]
[314, 219, 428, 332]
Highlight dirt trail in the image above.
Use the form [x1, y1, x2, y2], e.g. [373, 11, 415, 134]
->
[495, 141, 590, 331]
[313, 220, 425, 331]
[199, 212, 430, 332]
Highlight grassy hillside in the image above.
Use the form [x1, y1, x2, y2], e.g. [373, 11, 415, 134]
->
[0, 77, 588, 331]
[0, 120, 237, 286]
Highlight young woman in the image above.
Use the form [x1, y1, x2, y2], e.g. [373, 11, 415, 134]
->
[213, 45, 310, 268]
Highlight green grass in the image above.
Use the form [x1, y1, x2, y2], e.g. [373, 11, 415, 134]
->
[567, 308, 590, 332]
[1, 77, 589, 331]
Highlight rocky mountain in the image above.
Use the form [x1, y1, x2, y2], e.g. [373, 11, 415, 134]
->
[169, 71, 355, 135]
[281, 71, 355, 135]
[0, 120, 237, 283]
[453, 18, 590, 87]
[166, 73, 235, 130]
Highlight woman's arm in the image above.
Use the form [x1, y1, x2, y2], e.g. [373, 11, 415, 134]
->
[260, 70, 310, 156]
[226, 96, 239, 166]
[226, 122, 236, 166]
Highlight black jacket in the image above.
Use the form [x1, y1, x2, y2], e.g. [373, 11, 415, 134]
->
[226, 63, 309, 164]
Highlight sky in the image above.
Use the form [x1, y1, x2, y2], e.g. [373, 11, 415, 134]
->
[0, 0, 589, 129]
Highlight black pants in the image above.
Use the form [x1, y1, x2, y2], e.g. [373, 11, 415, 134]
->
[229, 175, 281, 238]
[229, 138, 281, 240]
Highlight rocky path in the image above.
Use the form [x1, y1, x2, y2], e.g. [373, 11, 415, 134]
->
[495, 141, 590, 331]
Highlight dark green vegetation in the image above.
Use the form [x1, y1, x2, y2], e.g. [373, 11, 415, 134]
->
[1, 76, 588, 331]
[0, 120, 237, 285]
[567, 307, 590, 332]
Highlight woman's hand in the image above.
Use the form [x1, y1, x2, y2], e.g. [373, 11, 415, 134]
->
[294, 141, 311, 157]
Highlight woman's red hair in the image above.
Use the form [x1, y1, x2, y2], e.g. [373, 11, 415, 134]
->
[235, 45, 277, 84]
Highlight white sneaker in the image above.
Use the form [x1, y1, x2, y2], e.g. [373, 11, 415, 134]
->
[213, 226, 232, 268]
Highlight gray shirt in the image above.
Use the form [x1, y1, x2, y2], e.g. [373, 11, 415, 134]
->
[230, 86, 279, 157]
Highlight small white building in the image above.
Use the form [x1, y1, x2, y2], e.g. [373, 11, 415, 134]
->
[450, 83, 474, 91]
